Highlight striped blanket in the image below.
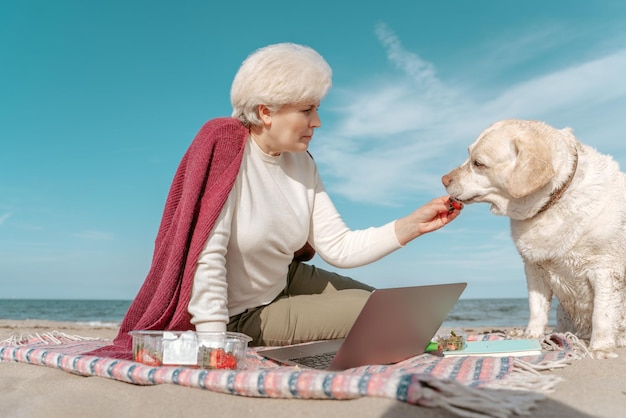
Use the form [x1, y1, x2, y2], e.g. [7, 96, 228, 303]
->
[0, 332, 582, 418]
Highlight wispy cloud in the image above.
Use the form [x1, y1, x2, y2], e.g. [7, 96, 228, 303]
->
[374, 23, 445, 98]
[313, 23, 626, 206]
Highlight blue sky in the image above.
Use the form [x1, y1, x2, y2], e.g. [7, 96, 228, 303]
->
[2, 1, 626, 300]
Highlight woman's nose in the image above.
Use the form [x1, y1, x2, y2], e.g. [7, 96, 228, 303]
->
[311, 110, 321, 128]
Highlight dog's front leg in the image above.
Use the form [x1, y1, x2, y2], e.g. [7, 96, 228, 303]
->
[524, 262, 552, 338]
[588, 269, 620, 359]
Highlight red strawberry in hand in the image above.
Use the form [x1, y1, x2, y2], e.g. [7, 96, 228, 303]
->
[447, 197, 463, 212]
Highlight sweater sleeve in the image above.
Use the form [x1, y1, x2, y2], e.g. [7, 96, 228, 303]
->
[188, 190, 235, 333]
[309, 180, 402, 268]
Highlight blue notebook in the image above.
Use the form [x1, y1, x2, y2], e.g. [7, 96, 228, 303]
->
[442, 339, 542, 357]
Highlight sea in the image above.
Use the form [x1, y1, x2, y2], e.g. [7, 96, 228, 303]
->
[0, 298, 558, 328]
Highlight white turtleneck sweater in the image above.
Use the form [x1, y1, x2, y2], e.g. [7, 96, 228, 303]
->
[189, 136, 401, 332]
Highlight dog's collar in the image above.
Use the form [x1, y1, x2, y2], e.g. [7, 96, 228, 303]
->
[535, 147, 579, 216]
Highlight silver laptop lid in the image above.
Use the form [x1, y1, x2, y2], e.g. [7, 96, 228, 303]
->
[328, 282, 466, 370]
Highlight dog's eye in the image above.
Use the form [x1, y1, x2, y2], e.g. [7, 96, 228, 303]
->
[472, 160, 485, 168]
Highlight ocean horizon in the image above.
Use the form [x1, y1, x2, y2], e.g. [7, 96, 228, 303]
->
[0, 298, 558, 328]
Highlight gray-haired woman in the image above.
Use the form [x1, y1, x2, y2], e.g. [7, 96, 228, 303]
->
[93, 43, 462, 358]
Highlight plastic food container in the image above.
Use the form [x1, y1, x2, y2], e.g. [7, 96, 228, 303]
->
[129, 330, 252, 369]
[435, 328, 467, 352]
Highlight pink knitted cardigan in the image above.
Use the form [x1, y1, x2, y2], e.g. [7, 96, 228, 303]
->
[89, 117, 249, 359]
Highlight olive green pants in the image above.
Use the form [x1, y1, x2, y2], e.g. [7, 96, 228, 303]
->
[226, 261, 374, 346]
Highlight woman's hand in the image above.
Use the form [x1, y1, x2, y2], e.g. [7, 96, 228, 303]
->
[394, 196, 463, 246]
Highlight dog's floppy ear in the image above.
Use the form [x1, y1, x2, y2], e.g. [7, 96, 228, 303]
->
[508, 134, 555, 199]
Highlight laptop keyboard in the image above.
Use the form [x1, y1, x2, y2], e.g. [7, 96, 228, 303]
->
[291, 352, 336, 369]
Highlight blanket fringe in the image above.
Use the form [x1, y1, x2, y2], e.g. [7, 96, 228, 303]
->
[419, 376, 545, 418]
[0, 331, 102, 346]
[545, 331, 592, 358]
[505, 329, 591, 360]
[483, 363, 563, 393]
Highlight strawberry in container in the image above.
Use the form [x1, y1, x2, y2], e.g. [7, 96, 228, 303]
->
[129, 330, 251, 369]
[199, 347, 238, 370]
[197, 332, 252, 370]
[135, 346, 162, 366]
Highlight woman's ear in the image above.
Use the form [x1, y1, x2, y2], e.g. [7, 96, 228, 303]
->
[258, 104, 272, 126]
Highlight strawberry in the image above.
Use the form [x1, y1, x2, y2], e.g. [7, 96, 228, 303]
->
[209, 348, 238, 369]
[447, 197, 463, 212]
[136, 348, 162, 366]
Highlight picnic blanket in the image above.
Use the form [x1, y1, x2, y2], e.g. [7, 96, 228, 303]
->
[0, 332, 585, 418]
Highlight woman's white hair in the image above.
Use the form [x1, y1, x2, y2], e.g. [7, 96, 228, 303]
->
[230, 43, 332, 127]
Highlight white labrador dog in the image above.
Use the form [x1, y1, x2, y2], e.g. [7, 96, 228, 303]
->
[442, 119, 626, 358]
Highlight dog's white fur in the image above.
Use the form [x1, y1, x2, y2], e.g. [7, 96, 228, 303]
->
[442, 119, 626, 358]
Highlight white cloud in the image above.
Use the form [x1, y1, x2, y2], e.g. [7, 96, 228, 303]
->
[482, 49, 626, 119]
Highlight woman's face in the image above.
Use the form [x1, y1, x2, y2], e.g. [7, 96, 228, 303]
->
[255, 102, 321, 156]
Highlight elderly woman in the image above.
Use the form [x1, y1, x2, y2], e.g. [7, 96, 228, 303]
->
[92, 43, 462, 359]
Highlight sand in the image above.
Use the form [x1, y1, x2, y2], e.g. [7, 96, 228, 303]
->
[1, 320, 625, 418]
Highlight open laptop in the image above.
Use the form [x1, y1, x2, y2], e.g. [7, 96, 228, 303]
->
[258, 282, 466, 371]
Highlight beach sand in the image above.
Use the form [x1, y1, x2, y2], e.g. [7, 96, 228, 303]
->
[1, 320, 625, 418]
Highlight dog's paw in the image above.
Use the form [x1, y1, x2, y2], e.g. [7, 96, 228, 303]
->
[523, 327, 545, 339]
[589, 338, 619, 359]
[590, 349, 619, 359]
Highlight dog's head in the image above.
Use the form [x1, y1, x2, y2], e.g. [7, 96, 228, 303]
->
[442, 119, 575, 220]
